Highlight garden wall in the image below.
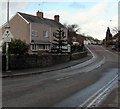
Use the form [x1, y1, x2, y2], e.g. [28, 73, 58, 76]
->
[2, 52, 87, 70]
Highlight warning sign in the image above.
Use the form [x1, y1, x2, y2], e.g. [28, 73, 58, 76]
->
[2, 28, 13, 42]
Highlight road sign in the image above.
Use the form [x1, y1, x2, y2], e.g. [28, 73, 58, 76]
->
[2, 28, 13, 42]
[3, 37, 11, 42]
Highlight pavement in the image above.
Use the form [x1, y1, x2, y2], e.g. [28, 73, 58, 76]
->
[99, 83, 119, 108]
[102, 45, 120, 55]
[99, 45, 120, 108]
[2, 53, 92, 78]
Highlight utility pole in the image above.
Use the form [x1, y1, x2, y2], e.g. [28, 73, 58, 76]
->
[4, 0, 12, 71]
[7, 0, 9, 25]
[2, 0, 13, 71]
[6, 0, 10, 71]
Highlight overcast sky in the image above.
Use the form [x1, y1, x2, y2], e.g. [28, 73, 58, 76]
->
[1, 0, 119, 40]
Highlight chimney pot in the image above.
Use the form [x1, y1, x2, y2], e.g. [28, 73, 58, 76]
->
[54, 15, 59, 22]
[36, 10, 43, 18]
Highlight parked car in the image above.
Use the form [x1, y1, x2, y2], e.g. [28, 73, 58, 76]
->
[112, 45, 116, 50]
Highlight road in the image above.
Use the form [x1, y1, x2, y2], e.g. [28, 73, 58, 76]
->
[2, 45, 119, 107]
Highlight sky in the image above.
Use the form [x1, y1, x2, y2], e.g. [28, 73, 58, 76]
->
[0, 0, 119, 40]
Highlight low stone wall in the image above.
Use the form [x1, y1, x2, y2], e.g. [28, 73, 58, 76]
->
[71, 52, 87, 60]
[2, 52, 87, 70]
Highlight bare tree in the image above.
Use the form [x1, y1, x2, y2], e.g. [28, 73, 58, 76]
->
[112, 27, 118, 34]
[64, 23, 80, 33]
[64, 23, 80, 45]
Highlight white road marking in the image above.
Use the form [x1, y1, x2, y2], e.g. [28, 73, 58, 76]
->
[56, 76, 72, 81]
[78, 75, 118, 107]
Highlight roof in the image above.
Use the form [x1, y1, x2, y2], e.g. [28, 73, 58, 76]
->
[113, 31, 120, 40]
[31, 40, 52, 44]
[18, 12, 65, 28]
[75, 34, 86, 43]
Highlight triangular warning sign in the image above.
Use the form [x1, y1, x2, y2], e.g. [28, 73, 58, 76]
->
[2, 28, 13, 42]
[2, 28, 13, 39]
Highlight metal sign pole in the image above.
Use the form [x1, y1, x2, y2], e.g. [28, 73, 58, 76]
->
[2, 0, 13, 71]
[7, 0, 9, 24]
[6, 42, 9, 70]
[6, 0, 9, 71]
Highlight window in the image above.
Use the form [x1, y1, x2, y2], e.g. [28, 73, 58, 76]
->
[32, 30, 38, 37]
[31, 44, 37, 51]
[43, 44, 49, 50]
[43, 31, 48, 37]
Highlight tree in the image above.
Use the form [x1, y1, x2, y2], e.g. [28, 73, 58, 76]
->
[52, 28, 67, 53]
[106, 27, 112, 42]
[2, 39, 29, 54]
[64, 23, 80, 33]
[112, 27, 118, 34]
[64, 23, 80, 45]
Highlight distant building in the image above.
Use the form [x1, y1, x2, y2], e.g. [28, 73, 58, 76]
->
[0, 11, 68, 54]
[84, 37, 94, 45]
[84, 39, 91, 45]
[113, 31, 120, 51]
[113, 31, 120, 42]
[75, 34, 86, 44]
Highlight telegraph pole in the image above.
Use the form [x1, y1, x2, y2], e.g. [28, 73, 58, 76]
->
[5, 0, 10, 71]
[7, 0, 9, 24]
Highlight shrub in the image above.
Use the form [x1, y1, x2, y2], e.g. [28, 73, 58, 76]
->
[106, 40, 116, 45]
[2, 39, 29, 54]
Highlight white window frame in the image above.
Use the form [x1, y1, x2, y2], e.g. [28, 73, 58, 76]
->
[43, 31, 48, 37]
[45, 44, 49, 50]
[31, 44, 37, 51]
[43, 44, 49, 50]
[32, 30, 38, 37]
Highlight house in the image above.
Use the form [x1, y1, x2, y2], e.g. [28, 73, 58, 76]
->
[1, 11, 68, 54]
[113, 31, 120, 51]
[113, 31, 120, 42]
[75, 34, 86, 44]
[67, 31, 86, 46]
[84, 39, 91, 45]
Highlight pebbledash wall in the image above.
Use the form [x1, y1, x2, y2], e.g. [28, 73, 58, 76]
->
[2, 52, 87, 70]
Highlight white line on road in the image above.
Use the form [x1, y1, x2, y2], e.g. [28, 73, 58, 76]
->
[85, 45, 96, 59]
[84, 56, 105, 73]
[87, 81, 117, 107]
[78, 75, 118, 107]
[56, 76, 72, 81]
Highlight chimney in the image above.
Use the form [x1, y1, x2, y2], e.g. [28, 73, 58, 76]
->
[54, 15, 59, 22]
[36, 10, 43, 18]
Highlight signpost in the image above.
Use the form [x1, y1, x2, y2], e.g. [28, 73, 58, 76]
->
[2, 25, 13, 71]
[2, 26, 13, 42]
[2, 0, 13, 71]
